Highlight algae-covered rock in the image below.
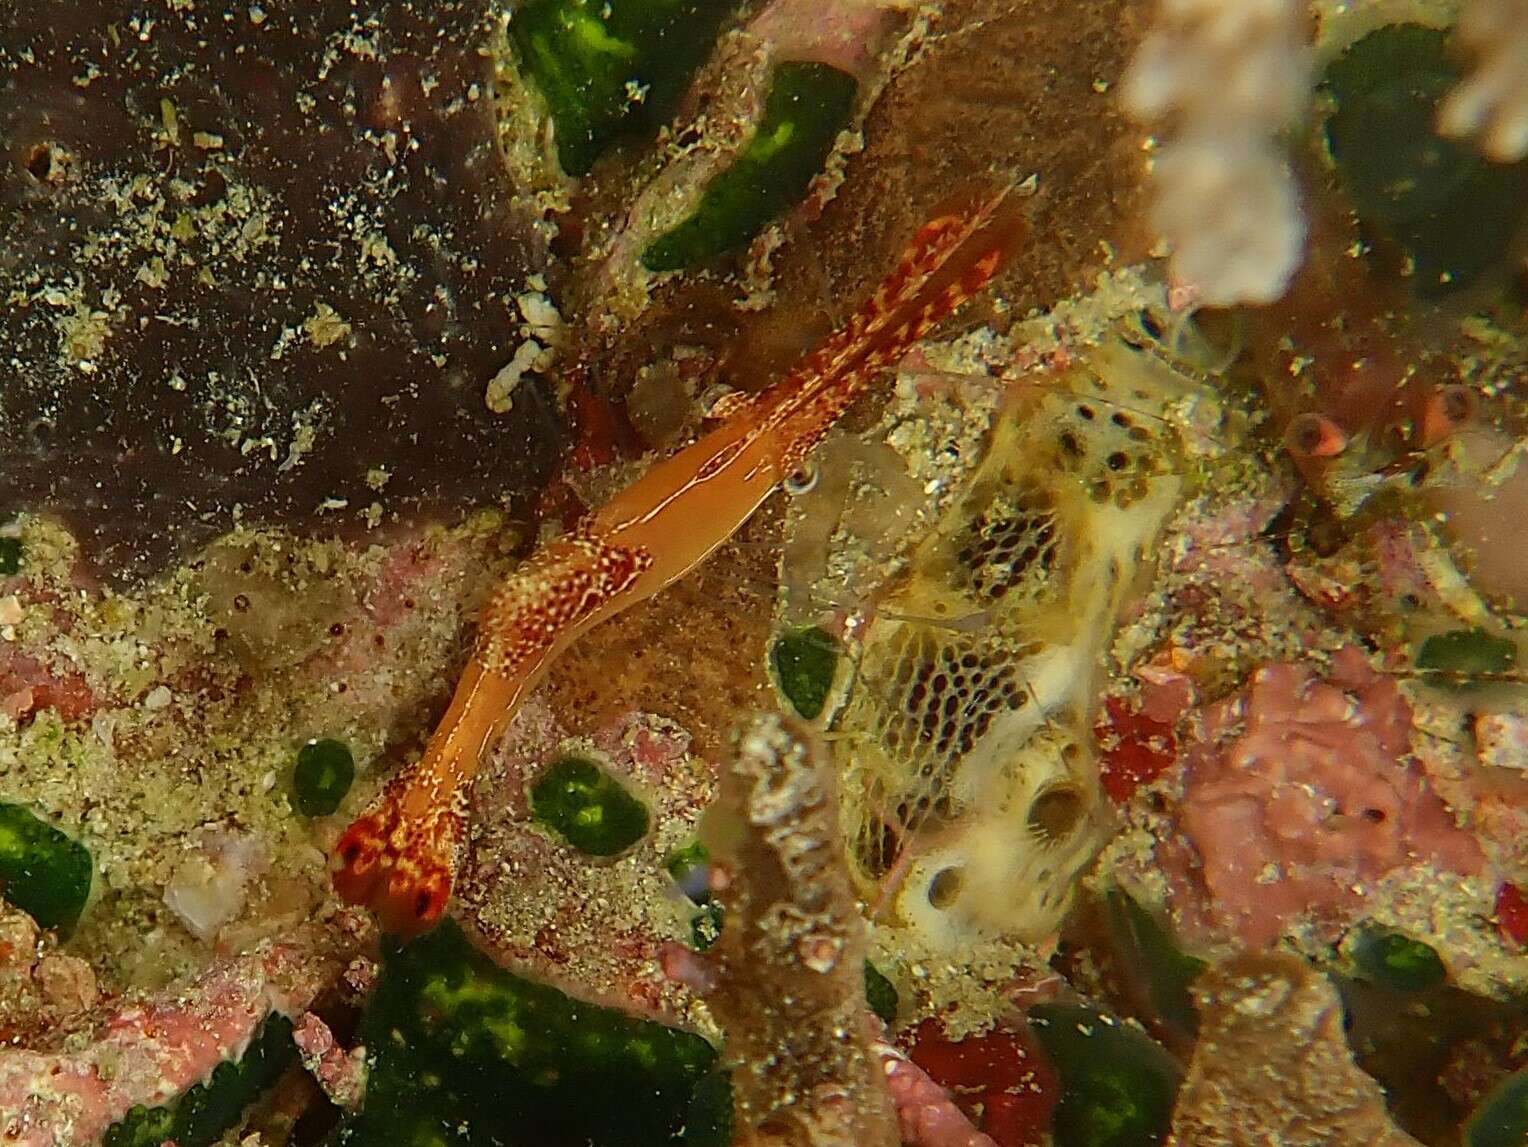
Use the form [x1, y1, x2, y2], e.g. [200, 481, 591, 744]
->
[194, 540, 356, 673]
[0, 0, 561, 583]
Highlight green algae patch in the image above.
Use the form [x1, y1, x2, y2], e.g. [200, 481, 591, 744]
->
[531, 756, 650, 856]
[863, 960, 898, 1026]
[1028, 1002, 1181, 1147]
[0, 536, 21, 575]
[104, 1013, 296, 1147]
[1350, 927, 1447, 992]
[293, 738, 356, 817]
[768, 624, 840, 721]
[1415, 627, 1517, 690]
[681, 1071, 733, 1147]
[509, 0, 732, 176]
[1103, 889, 1206, 1043]
[643, 62, 859, 272]
[1323, 24, 1528, 296]
[1466, 1066, 1528, 1147]
[339, 920, 717, 1147]
[0, 802, 91, 932]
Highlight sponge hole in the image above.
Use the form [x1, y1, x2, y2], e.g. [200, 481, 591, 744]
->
[927, 866, 964, 909]
[1027, 784, 1085, 844]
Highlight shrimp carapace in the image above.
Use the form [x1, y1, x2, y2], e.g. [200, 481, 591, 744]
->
[332, 186, 1026, 936]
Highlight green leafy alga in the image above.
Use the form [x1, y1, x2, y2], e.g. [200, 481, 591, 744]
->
[293, 737, 356, 817]
[1465, 1066, 1528, 1147]
[339, 920, 717, 1146]
[0, 802, 92, 932]
[643, 62, 859, 271]
[1415, 628, 1517, 690]
[530, 756, 650, 856]
[863, 960, 898, 1026]
[1323, 24, 1528, 295]
[1029, 1002, 1181, 1147]
[1351, 927, 1447, 992]
[768, 624, 840, 721]
[510, 0, 732, 175]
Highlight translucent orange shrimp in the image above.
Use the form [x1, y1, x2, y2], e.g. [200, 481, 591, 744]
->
[332, 187, 1027, 936]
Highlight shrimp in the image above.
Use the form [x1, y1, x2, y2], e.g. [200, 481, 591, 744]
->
[332, 187, 1027, 936]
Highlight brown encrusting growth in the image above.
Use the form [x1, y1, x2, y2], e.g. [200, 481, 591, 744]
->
[800, 0, 1152, 327]
[700, 713, 900, 1147]
[1168, 952, 1425, 1147]
[544, 531, 782, 763]
[562, 0, 1150, 446]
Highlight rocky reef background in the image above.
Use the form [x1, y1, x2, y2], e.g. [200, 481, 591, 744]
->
[0, 2, 1526, 1147]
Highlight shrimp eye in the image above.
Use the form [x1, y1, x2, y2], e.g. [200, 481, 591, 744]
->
[1286, 413, 1347, 459]
[699, 383, 737, 419]
[1440, 385, 1476, 425]
[784, 461, 820, 496]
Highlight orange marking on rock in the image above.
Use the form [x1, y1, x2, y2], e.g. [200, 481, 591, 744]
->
[332, 185, 1027, 935]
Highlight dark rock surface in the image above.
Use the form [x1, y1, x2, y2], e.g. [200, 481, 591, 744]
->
[0, 1, 561, 583]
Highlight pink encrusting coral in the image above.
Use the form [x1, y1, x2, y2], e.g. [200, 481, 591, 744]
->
[1163, 647, 1486, 947]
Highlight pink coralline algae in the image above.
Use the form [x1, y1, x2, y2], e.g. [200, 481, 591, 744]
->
[0, 644, 97, 725]
[1164, 647, 1486, 948]
[873, 1031, 999, 1147]
[0, 922, 355, 1147]
[748, 0, 904, 82]
[293, 1012, 367, 1111]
